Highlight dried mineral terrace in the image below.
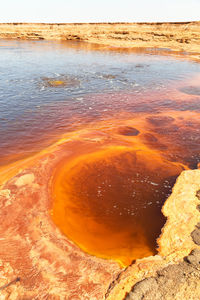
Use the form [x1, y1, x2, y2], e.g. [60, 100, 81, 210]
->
[0, 21, 200, 300]
[0, 22, 200, 60]
[107, 169, 200, 300]
[0, 128, 200, 299]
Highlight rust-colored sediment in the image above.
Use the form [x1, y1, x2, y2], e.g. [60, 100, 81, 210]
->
[0, 23, 200, 298]
[106, 169, 200, 300]
[0, 109, 200, 298]
[52, 146, 184, 266]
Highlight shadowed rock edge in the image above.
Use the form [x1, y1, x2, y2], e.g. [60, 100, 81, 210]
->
[106, 170, 200, 300]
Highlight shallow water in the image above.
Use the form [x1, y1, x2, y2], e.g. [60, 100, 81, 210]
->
[0, 39, 200, 265]
[0, 39, 200, 165]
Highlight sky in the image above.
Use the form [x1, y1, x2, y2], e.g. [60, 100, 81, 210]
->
[1, 0, 200, 23]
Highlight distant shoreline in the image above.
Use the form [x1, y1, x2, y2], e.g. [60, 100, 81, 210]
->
[0, 21, 198, 24]
[0, 22, 200, 61]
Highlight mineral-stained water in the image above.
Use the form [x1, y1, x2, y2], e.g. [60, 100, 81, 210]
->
[0, 39, 200, 265]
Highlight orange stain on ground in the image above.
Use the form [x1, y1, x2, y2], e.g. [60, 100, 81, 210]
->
[50, 110, 199, 265]
[0, 109, 199, 266]
[51, 146, 185, 266]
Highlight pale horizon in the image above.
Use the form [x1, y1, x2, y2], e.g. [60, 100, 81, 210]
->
[1, 0, 200, 24]
[0, 20, 199, 24]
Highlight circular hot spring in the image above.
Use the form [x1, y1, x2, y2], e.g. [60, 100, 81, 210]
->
[51, 147, 185, 266]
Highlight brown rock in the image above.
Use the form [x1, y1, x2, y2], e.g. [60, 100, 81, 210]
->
[125, 249, 200, 300]
[191, 228, 200, 245]
[185, 249, 200, 266]
[107, 169, 200, 300]
[125, 278, 159, 300]
[196, 190, 200, 200]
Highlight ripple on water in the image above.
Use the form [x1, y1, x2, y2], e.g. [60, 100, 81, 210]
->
[180, 86, 200, 96]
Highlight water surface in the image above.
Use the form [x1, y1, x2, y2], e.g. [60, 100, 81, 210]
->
[0, 39, 200, 265]
[0, 39, 200, 165]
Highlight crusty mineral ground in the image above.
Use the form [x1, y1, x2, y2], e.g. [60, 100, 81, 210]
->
[0, 121, 200, 299]
[125, 248, 200, 300]
[106, 170, 200, 300]
[0, 22, 200, 61]
[0, 23, 200, 299]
